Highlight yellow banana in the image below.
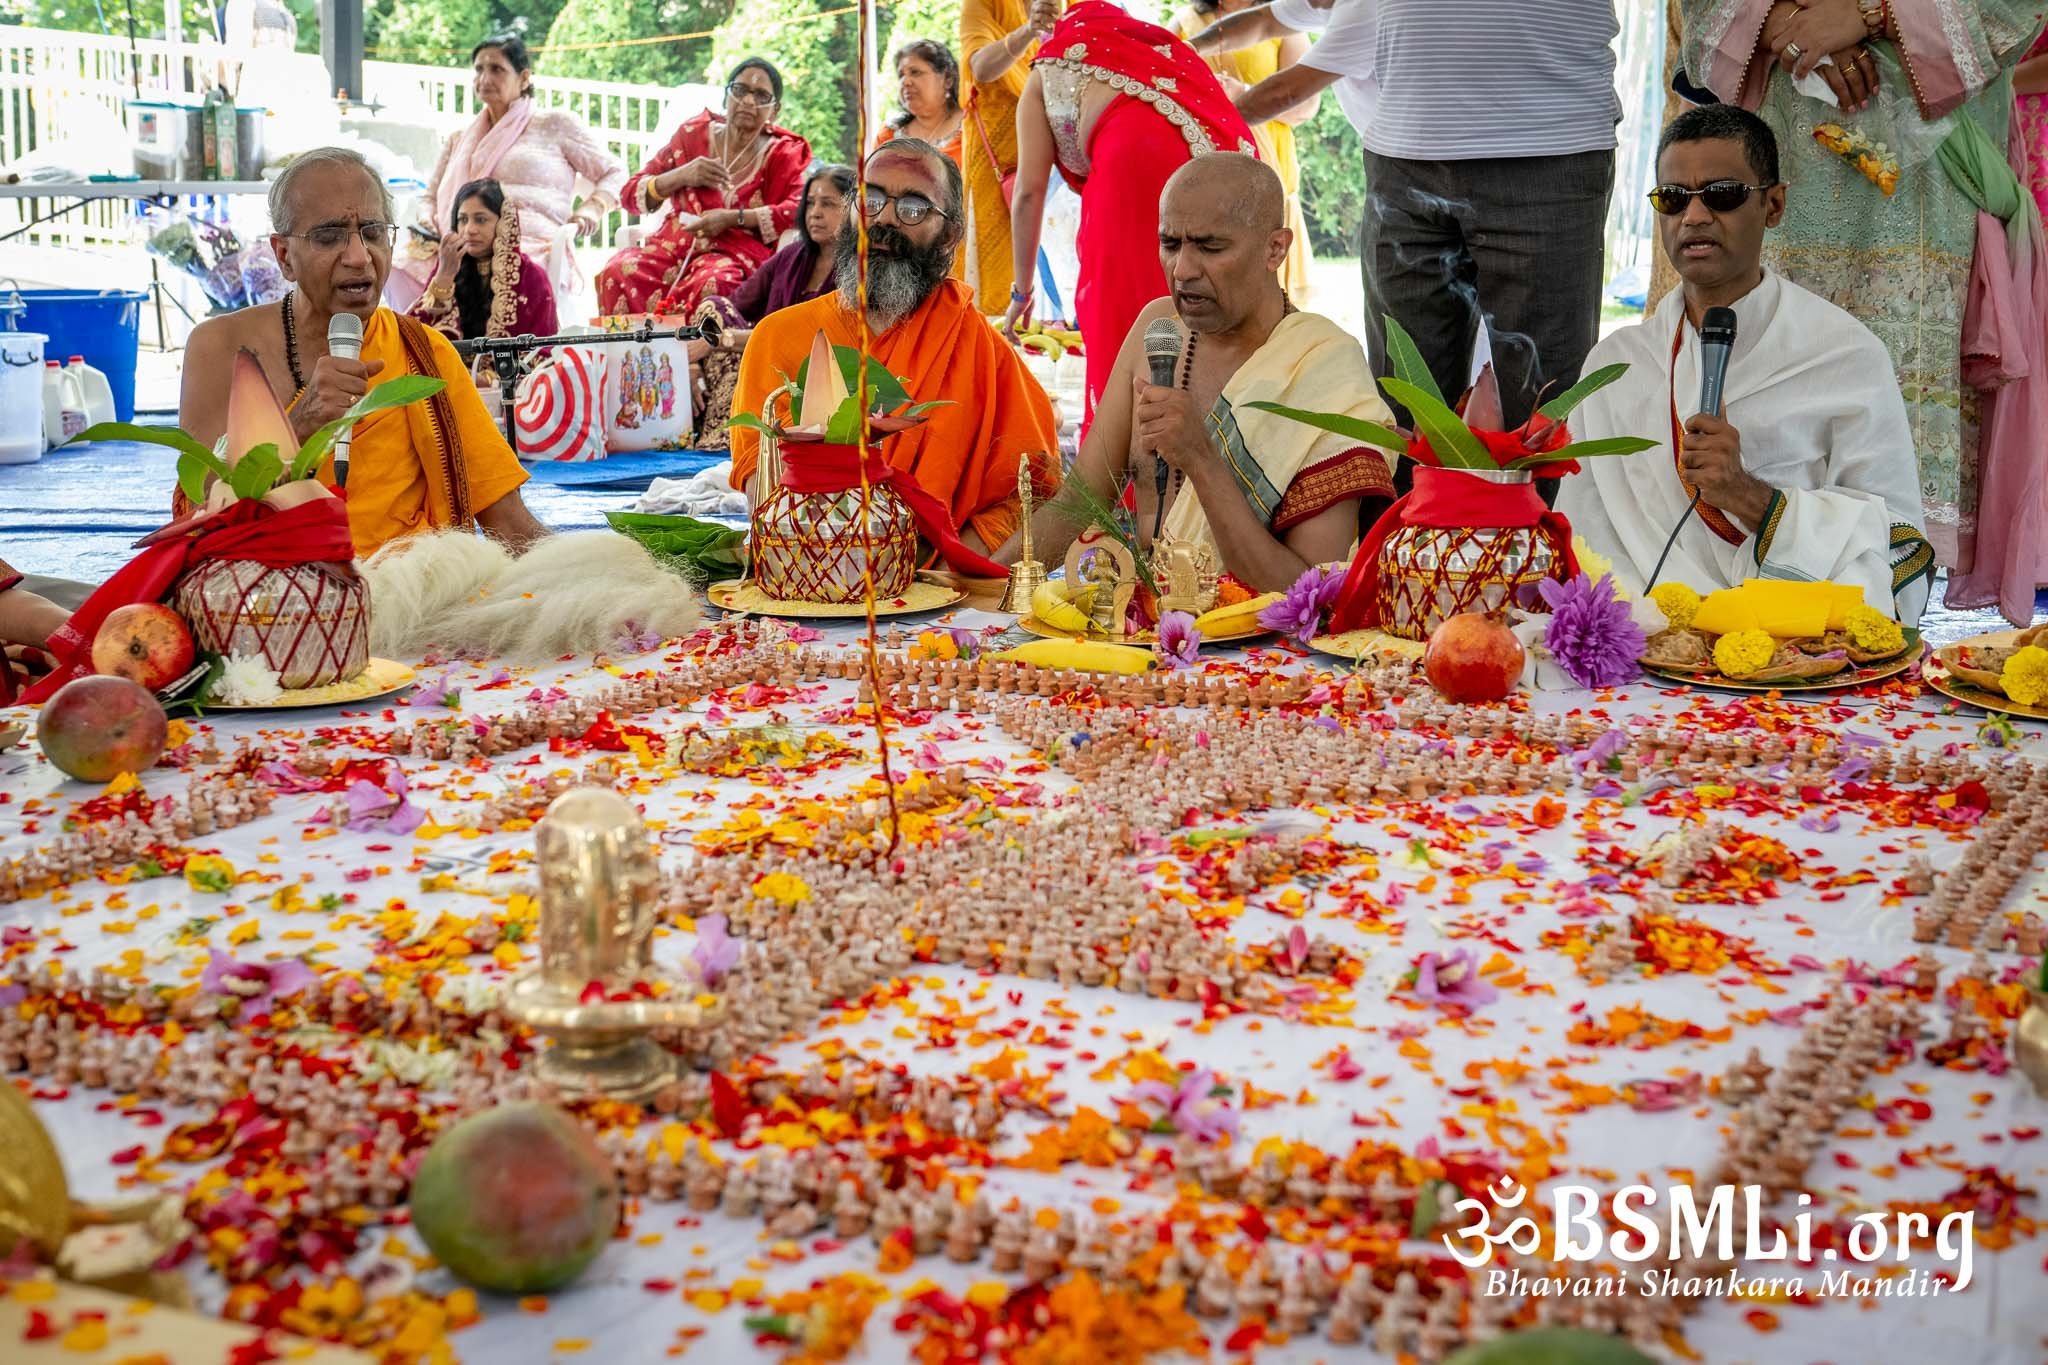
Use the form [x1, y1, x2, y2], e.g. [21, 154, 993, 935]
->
[1031, 581, 1096, 633]
[994, 639, 1155, 674]
[1193, 591, 1285, 636]
[1016, 333, 1066, 360]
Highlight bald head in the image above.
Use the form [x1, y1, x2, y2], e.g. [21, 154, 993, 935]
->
[1162, 153, 1285, 232]
[1157, 153, 1291, 334]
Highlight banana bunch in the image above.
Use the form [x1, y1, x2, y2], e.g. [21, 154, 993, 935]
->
[994, 639, 1155, 674]
[1192, 591, 1285, 637]
[1031, 580, 1098, 634]
[1012, 320, 1086, 360]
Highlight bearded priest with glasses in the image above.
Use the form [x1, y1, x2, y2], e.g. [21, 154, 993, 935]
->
[727, 140, 1061, 556]
[1558, 106, 1933, 624]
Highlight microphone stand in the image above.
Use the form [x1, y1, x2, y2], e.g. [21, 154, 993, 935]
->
[451, 316, 724, 458]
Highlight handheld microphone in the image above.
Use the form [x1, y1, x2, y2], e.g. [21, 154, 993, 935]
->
[1142, 316, 1186, 540]
[1644, 305, 1738, 593]
[326, 311, 364, 489]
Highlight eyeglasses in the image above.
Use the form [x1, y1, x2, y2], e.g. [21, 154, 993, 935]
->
[859, 188, 947, 226]
[288, 221, 400, 251]
[726, 82, 778, 106]
[1647, 181, 1776, 216]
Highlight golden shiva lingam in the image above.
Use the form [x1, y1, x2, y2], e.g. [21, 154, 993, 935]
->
[505, 787, 721, 1102]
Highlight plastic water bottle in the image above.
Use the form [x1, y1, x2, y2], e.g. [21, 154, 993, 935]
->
[65, 355, 115, 428]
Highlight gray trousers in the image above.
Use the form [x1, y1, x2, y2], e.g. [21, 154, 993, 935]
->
[18, 574, 92, 610]
[1361, 149, 1615, 434]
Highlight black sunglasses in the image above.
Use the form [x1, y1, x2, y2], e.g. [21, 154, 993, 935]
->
[1648, 180, 1777, 216]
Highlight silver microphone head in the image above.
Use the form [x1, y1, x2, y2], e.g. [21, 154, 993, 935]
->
[1143, 316, 1185, 388]
[327, 310, 364, 361]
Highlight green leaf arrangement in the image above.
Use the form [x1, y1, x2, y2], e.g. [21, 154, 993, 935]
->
[1246, 316, 1656, 471]
[76, 375, 447, 506]
[726, 343, 952, 445]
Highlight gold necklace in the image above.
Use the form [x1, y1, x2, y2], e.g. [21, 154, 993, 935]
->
[716, 120, 766, 192]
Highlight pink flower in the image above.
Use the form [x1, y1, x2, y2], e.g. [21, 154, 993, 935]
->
[200, 952, 315, 1018]
[1153, 611, 1202, 669]
[1120, 1067, 1240, 1143]
[339, 767, 424, 835]
[690, 914, 741, 986]
[1410, 948, 1498, 1012]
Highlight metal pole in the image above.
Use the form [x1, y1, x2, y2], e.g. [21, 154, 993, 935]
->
[319, 0, 364, 101]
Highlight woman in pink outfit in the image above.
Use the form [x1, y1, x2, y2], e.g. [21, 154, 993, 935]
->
[390, 34, 628, 315]
[2019, 27, 2048, 222]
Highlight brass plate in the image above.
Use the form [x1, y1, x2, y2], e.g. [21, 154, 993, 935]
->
[0, 1081, 71, 1260]
[206, 658, 417, 711]
[708, 577, 965, 619]
[1924, 650, 2048, 722]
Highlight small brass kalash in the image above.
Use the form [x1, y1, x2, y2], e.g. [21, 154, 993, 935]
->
[505, 788, 719, 1102]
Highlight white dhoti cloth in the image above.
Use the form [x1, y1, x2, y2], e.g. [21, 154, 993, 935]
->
[1559, 271, 1934, 624]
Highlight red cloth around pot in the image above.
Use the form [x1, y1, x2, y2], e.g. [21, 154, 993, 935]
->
[23, 497, 357, 703]
[1326, 466, 1579, 634]
[777, 441, 1008, 579]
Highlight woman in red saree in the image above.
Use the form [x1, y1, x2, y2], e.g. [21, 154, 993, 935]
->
[1005, 1, 1256, 424]
[595, 58, 812, 318]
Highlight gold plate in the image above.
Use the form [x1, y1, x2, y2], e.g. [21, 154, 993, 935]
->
[207, 658, 418, 711]
[1017, 615, 1271, 647]
[0, 1081, 72, 1260]
[1640, 631, 1922, 692]
[1310, 628, 1427, 662]
[1924, 649, 2048, 722]
[708, 577, 966, 619]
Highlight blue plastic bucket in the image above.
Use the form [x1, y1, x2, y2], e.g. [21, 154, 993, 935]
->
[19, 289, 148, 420]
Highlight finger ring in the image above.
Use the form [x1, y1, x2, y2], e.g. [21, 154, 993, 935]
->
[1784, 41, 1804, 62]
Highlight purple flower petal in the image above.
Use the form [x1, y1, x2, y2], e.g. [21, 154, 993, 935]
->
[690, 914, 742, 986]
[1256, 565, 1343, 647]
[1541, 573, 1645, 689]
[1154, 611, 1202, 670]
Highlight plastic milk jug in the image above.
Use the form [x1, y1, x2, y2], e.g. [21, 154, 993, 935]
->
[65, 356, 115, 428]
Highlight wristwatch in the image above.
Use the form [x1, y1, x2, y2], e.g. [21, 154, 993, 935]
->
[1857, 0, 1886, 37]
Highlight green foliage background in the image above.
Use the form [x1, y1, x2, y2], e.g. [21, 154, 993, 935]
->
[0, 0, 1358, 253]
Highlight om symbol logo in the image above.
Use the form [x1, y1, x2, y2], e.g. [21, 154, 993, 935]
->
[1443, 1176, 1544, 1268]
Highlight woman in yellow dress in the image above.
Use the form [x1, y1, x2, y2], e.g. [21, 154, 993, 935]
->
[1170, 0, 1316, 300]
[960, 0, 1062, 312]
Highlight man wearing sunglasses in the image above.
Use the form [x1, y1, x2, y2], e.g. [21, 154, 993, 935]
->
[729, 140, 1059, 555]
[1559, 106, 1932, 624]
[178, 147, 544, 559]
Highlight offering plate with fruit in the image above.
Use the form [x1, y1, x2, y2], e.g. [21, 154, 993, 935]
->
[1637, 580, 1920, 690]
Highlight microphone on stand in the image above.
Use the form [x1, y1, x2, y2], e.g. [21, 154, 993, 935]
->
[1644, 305, 1738, 593]
[326, 311, 365, 489]
[1142, 316, 1187, 541]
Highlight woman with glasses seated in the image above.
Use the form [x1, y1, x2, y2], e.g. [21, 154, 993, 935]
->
[595, 58, 813, 320]
[409, 178, 559, 343]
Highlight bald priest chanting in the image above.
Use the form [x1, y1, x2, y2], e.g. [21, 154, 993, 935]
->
[999, 154, 1393, 590]
[1561, 107, 1933, 624]
[730, 140, 1059, 552]
[179, 148, 544, 560]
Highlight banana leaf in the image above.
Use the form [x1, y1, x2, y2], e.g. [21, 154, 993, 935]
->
[1242, 401, 1410, 455]
[1379, 377, 1492, 470]
[75, 421, 229, 504]
[604, 511, 747, 586]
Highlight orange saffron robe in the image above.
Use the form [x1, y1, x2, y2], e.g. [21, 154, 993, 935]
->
[300, 309, 529, 558]
[729, 280, 1060, 551]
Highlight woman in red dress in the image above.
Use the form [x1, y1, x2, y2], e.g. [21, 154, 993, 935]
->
[1004, 1, 1256, 424]
[595, 58, 813, 318]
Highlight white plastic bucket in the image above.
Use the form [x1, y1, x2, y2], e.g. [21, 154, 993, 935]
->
[0, 330, 48, 464]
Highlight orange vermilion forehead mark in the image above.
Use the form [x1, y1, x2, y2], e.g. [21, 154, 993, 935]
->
[863, 149, 943, 196]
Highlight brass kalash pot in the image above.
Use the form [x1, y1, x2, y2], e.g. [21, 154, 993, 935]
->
[505, 788, 720, 1102]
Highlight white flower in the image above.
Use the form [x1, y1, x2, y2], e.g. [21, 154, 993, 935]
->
[215, 653, 283, 705]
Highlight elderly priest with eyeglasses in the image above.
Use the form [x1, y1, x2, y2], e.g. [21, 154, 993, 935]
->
[177, 147, 545, 559]
[728, 140, 1060, 554]
[1560, 107, 1933, 624]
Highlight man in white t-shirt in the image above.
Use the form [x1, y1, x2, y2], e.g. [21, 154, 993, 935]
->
[1189, 0, 1377, 137]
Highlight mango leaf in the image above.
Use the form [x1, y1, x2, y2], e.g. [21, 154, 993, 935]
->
[1379, 377, 1492, 470]
[899, 399, 952, 419]
[228, 443, 284, 500]
[1244, 400, 1409, 454]
[1506, 435, 1658, 469]
[725, 412, 773, 434]
[75, 421, 230, 503]
[1409, 1180, 1441, 1240]
[1381, 315, 1445, 408]
[288, 376, 447, 482]
[1536, 362, 1631, 421]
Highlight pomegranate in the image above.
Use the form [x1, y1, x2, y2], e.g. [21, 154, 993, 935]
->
[37, 676, 169, 782]
[1423, 612, 1525, 704]
[90, 603, 196, 692]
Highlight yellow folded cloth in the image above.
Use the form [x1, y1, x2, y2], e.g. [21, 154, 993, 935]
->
[1689, 580, 1874, 638]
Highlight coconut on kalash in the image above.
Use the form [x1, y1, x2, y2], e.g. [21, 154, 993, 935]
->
[19, 350, 438, 774]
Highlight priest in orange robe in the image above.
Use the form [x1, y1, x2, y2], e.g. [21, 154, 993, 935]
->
[729, 139, 1059, 552]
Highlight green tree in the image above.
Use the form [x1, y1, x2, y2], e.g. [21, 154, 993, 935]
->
[364, 0, 569, 67]
[1293, 100, 1361, 259]
[709, 0, 858, 162]
[543, 0, 726, 88]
